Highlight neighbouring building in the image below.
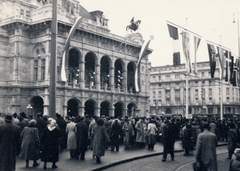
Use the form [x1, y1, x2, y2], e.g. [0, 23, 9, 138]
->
[0, 0, 152, 118]
[149, 60, 240, 119]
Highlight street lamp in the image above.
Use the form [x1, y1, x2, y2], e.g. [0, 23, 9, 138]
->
[26, 104, 33, 118]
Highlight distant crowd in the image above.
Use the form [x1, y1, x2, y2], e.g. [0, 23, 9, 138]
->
[1, 112, 240, 171]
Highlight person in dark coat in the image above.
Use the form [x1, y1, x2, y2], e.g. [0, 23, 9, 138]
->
[195, 122, 218, 171]
[55, 113, 67, 151]
[19, 119, 41, 168]
[182, 122, 193, 156]
[109, 119, 122, 152]
[41, 118, 61, 170]
[0, 114, 21, 171]
[35, 113, 47, 143]
[92, 118, 110, 163]
[76, 116, 89, 160]
[227, 123, 238, 159]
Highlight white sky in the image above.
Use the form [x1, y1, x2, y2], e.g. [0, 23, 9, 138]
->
[79, 0, 240, 66]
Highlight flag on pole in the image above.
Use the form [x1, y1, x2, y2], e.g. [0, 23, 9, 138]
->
[135, 39, 151, 92]
[216, 46, 225, 80]
[207, 43, 217, 78]
[230, 55, 237, 86]
[61, 16, 82, 82]
[224, 50, 231, 82]
[182, 31, 192, 73]
[193, 36, 201, 74]
[167, 24, 181, 66]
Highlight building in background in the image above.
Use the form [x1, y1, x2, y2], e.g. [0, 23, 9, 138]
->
[0, 0, 152, 118]
[149, 61, 240, 119]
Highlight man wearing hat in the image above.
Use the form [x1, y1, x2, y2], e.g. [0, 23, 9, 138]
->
[0, 113, 21, 171]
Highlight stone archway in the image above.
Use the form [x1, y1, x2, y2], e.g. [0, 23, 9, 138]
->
[114, 102, 124, 118]
[67, 98, 79, 117]
[100, 101, 110, 117]
[84, 100, 97, 118]
[127, 103, 136, 118]
[30, 96, 44, 118]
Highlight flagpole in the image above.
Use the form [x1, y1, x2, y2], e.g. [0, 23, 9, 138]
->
[49, 0, 57, 117]
[185, 18, 189, 119]
[219, 36, 223, 120]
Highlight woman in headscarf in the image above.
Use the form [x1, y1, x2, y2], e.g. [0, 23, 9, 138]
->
[19, 119, 40, 168]
[92, 118, 110, 163]
[41, 118, 61, 170]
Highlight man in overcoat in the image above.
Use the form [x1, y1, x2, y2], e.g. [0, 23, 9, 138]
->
[196, 122, 218, 171]
[0, 114, 21, 171]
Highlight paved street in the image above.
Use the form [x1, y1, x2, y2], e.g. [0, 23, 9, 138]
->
[15, 140, 227, 171]
[103, 146, 229, 171]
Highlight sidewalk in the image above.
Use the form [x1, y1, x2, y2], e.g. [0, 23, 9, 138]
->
[15, 140, 227, 171]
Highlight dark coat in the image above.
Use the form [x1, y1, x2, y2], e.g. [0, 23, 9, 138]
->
[41, 126, 61, 162]
[0, 122, 21, 171]
[110, 120, 122, 145]
[196, 129, 218, 171]
[92, 125, 110, 157]
[19, 126, 40, 160]
[36, 117, 47, 142]
[76, 121, 89, 152]
[228, 128, 238, 151]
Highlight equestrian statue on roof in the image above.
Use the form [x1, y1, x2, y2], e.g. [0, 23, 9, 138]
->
[126, 17, 141, 32]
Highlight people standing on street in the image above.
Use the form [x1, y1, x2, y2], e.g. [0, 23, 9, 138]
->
[161, 118, 173, 162]
[109, 119, 122, 152]
[76, 116, 89, 160]
[135, 117, 145, 148]
[0, 113, 21, 171]
[19, 119, 41, 168]
[66, 116, 77, 159]
[92, 118, 110, 163]
[227, 123, 238, 159]
[195, 122, 218, 171]
[41, 118, 61, 170]
[35, 113, 47, 143]
[147, 118, 158, 150]
[89, 115, 98, 150]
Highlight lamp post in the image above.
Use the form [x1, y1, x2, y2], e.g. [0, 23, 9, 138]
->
[26, 104, 33, 118]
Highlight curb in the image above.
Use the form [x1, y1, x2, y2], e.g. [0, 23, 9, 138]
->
[91, 143, 227, 171]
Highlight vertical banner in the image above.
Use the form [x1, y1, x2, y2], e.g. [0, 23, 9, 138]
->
[216, 46, 225, 80]
[61, 16, 82, 82]
[182, 31, 192, 73]
[193, 36, 201, 74]
[207, 43, 217, 78]
[135, 39, 151, 92]
[167, 24, 181, 66]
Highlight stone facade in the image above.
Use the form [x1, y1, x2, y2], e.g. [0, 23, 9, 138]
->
[0, 0, 152, 118]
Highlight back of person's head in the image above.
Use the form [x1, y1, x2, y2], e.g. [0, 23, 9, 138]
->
[202, 122, 210, 130]
[97, 118, 104, 126]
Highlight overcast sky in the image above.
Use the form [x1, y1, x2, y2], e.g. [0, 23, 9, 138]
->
[79, 0, 240, 66]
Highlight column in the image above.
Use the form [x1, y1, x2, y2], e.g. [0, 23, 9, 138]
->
[110, 67, 115, 91]
[123, 69, 127, 93]
[79, 60, 85, 88]
[95, 64, 100, 90]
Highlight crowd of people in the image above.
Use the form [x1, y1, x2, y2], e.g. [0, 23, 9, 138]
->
[1, 111, 240, 171]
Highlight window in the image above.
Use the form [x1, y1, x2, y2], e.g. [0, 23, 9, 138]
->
[158, 83, 161, 87]
[153, 76, 155, 82]
[201, 72, 205, 78]
[226, 88, 230, 95]
[34, 60, 38, 81]
[41, 59, 45, 80]
[226, 97, 230, 102]
[175, 74, 180, 79]
[158, 76, 161, 81]
[26, 10, 30, 17]
[20, 9, 24, 15]
[166, 75, 170, 80]
[158, 91, 161, 98]
[209, 97, 212, 103]
[209, 88, 212, 96]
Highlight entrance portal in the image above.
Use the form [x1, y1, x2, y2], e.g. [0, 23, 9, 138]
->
[67, 98, 79, 117]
